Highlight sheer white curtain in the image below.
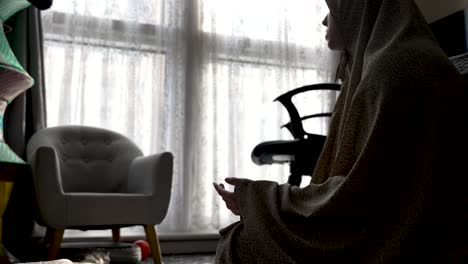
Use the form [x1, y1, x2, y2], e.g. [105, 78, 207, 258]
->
[40, 0, 339, 235]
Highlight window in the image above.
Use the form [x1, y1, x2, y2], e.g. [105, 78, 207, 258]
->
[41, 0, 339, 237]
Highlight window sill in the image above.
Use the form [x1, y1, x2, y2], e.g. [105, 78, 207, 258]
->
[59, 229, 220, 255]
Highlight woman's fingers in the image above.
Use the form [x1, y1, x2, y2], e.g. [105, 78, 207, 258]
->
[213, 182, 232, 197]
[225, 177, 251, 186]
[225, 177, 240, 185]
[213, 182, 225, 195]
[213, 181, 241, 216]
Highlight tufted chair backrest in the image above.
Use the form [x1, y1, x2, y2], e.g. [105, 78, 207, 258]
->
[27, 125, 143, 193]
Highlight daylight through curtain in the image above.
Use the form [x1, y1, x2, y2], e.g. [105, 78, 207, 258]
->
[40, 0, 339, 235]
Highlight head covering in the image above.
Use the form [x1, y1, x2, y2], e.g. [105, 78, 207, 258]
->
[314, 0, 467, 183]
[216, 0, 468, 262]
[328, 0, 438, 81]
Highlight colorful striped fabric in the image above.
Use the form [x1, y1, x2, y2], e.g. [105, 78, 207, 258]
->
[0, 0, 34, 164]
[0, 0, 30, 22]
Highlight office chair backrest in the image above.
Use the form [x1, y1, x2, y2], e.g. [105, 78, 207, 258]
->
[275, 83, 341, 139]
[251, 83, 341, 186]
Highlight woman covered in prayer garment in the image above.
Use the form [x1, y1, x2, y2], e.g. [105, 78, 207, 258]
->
[213, 0, 468, 263]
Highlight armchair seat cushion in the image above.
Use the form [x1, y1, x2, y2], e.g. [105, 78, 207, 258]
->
[61, 192, 154, 227]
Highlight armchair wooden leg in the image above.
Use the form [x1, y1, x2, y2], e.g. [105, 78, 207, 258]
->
[46, 228, 64, 260]
[144, 225, 162, 264]
[112, 228, 120, 242]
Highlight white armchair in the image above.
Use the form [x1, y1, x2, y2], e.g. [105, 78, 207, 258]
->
[26, 125, 173, 264]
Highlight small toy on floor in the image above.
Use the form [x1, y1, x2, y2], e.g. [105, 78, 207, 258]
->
[59, 242, 141, 264]
[132, 240, 150, 261]
[80, 251, 110, 264]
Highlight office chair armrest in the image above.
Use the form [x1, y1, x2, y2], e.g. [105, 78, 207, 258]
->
[28, 146, 68, 228]
[274, 83, 341, 102]
[274, 83, 340, 138]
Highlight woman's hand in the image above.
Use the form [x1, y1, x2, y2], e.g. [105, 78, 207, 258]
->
[213, 177, 252, 216]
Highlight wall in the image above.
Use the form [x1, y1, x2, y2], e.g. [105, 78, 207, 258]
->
[415, 0, 468, 22]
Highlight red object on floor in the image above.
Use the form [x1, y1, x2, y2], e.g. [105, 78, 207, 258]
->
[133, 240, 151, 261]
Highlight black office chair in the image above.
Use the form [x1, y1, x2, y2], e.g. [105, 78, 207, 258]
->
[251, 83, 341, 186]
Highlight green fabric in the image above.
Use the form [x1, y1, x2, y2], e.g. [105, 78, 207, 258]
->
[0, 0, 34, 90]
[0, 0, 30, 22]
[0, 30, 27, 76]
[0, 0, 34, 164]
[0, 142, 24, 163]
[1, 6, 47, 261]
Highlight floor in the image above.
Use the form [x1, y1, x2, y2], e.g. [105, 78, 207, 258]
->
[9, 254, 216, 264]
[5, 238, 217, 264]
[146, 254, 215, 264]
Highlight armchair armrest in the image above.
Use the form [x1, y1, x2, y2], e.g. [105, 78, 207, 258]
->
[128, 151, 173, 222]
[28, 146, 67, 228]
